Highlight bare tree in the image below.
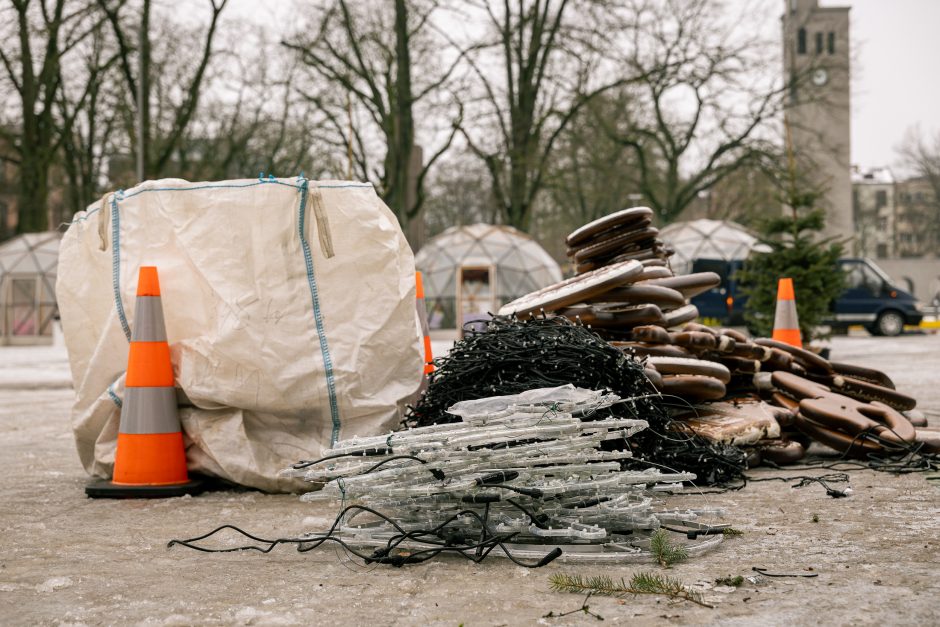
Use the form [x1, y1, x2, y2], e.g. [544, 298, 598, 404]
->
[96, 0, 228, 179]
[543, 91, 642, 230]
[458, 0, 639, 232]
[283, 0, 462, 230]
[694, 162, 780, 227]
[897, 126, 940, 254]
[56, 21, 122, 219]
[595, 0, 796, 225]
[178, 47, 334, 182]
[421, 151, 500, 238]
[0, 0, 100, 232]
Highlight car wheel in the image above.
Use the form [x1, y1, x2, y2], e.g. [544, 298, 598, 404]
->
[874, 310, 905, 337]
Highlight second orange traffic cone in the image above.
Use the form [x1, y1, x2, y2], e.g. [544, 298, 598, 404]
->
[86, 266, 203, 498]
[772, 277, 802, 348]
[416, 271, 434, 376]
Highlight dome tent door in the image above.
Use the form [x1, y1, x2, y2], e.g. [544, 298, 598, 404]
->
[457, 264, 496, 337]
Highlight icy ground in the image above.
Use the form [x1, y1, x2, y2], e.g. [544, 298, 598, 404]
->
[0, 335, 938, 625]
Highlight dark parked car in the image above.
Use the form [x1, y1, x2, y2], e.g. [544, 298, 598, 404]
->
[830, 258, 923, 336]
[689, 258, 924, 336]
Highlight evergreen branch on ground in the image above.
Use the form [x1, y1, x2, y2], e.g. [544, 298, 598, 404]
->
[650, 529, 688, 567]
[549, 572, 714, 608]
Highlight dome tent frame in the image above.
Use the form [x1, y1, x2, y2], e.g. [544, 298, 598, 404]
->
[659, 219, 771, 276]
[415, 224, 562, 333]
[0, 232, 61, 345]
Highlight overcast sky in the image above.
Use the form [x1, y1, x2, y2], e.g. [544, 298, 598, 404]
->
[227, 0, 939, 172]
[843, 0, 940, 171]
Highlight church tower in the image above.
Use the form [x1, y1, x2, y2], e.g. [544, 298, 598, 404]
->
[782, 0, 852, 243]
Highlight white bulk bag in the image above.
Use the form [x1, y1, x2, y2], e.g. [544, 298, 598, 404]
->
[57, 177, 423, 492]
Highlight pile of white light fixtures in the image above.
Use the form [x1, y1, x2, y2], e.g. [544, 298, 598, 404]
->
[282, 385, 730, 563]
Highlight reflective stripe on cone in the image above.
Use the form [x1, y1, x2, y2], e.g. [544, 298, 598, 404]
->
[772, 277, 802, 348]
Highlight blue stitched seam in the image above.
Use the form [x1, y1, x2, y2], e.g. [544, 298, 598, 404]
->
[69, 180, 373, 223]
[111, 193, 131, 341]
[107, 382, 123, 408]
[297, 178, 341, 444]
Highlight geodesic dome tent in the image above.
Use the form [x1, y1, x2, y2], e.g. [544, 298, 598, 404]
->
[415, 224, 562, 330]
[659, 219, 771, 275]
[0, 232, 62, 345]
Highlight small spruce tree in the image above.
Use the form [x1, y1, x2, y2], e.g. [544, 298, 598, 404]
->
[737, 155, 845, 342]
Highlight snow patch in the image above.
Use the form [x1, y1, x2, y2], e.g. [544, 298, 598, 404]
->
[232, 606, 296, 625]
[36, 576, 73, 592]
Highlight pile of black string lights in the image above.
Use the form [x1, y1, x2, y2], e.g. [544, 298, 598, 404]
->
[406, 315, 746, 485]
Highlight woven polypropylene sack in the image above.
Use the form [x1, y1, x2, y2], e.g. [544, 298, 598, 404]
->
[57, 177, 423, 491]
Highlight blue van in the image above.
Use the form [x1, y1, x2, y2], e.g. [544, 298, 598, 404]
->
[830, 258, 923, 336]
[689, 257, 924, 336]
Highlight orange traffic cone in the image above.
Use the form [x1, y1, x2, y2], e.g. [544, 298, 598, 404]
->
[86, 267, 203, 498]
[772, 277, 802, 348]
[416, 271, 435, 376]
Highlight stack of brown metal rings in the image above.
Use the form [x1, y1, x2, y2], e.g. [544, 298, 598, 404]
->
[498, 207, 934, 466]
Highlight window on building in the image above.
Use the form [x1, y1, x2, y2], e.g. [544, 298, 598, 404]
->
[828, 32, 835, 54]
[878, 217, 888, 230]
[798, 28, 807, 54]
[876, 243, 888, 258]
[875, 190, 887, 208]
[815, 32, 824, 54]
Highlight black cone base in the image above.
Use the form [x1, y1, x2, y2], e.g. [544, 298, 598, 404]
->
[85, 477, 206, 499]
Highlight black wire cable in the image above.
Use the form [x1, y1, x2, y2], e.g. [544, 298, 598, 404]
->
[360, 455, 445, 480]
[168, 504, 562, 568]
[291, 448, 393, 470]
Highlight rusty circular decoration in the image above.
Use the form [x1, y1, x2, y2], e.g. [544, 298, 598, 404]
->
[584, 284, 686, 310]
[573, 226, 660, 263]
[609, 245, 671, 264]
[647, 356, 731, 383]
[632, 324, 672, 344]
[792, 413, 882, 456]
[756, 438, 806, 465]
[497, 259, 644, 317]
[616, 341, 692, 358]
[636, 271, 721, 300]
[904, 409, 927, 427]
[566, 207, 655, 247]
[915, 427, 940, 453]
[664, 304, 700, 326]
[720, 355, 760, 374]
[830, 361, 895, 389]
[828, 375, 916, 412]
[771, 370, 829, 399]
[660, 374, 726, 401]
[566, 217, 654, 257]
[755, 338, 832, 376]
[575, 259, 601, 274]
[632, 266, 674, 282]
[567, 303, 666, 328]
[669, 328, 723, 351]
[800, 396, 915, 445]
